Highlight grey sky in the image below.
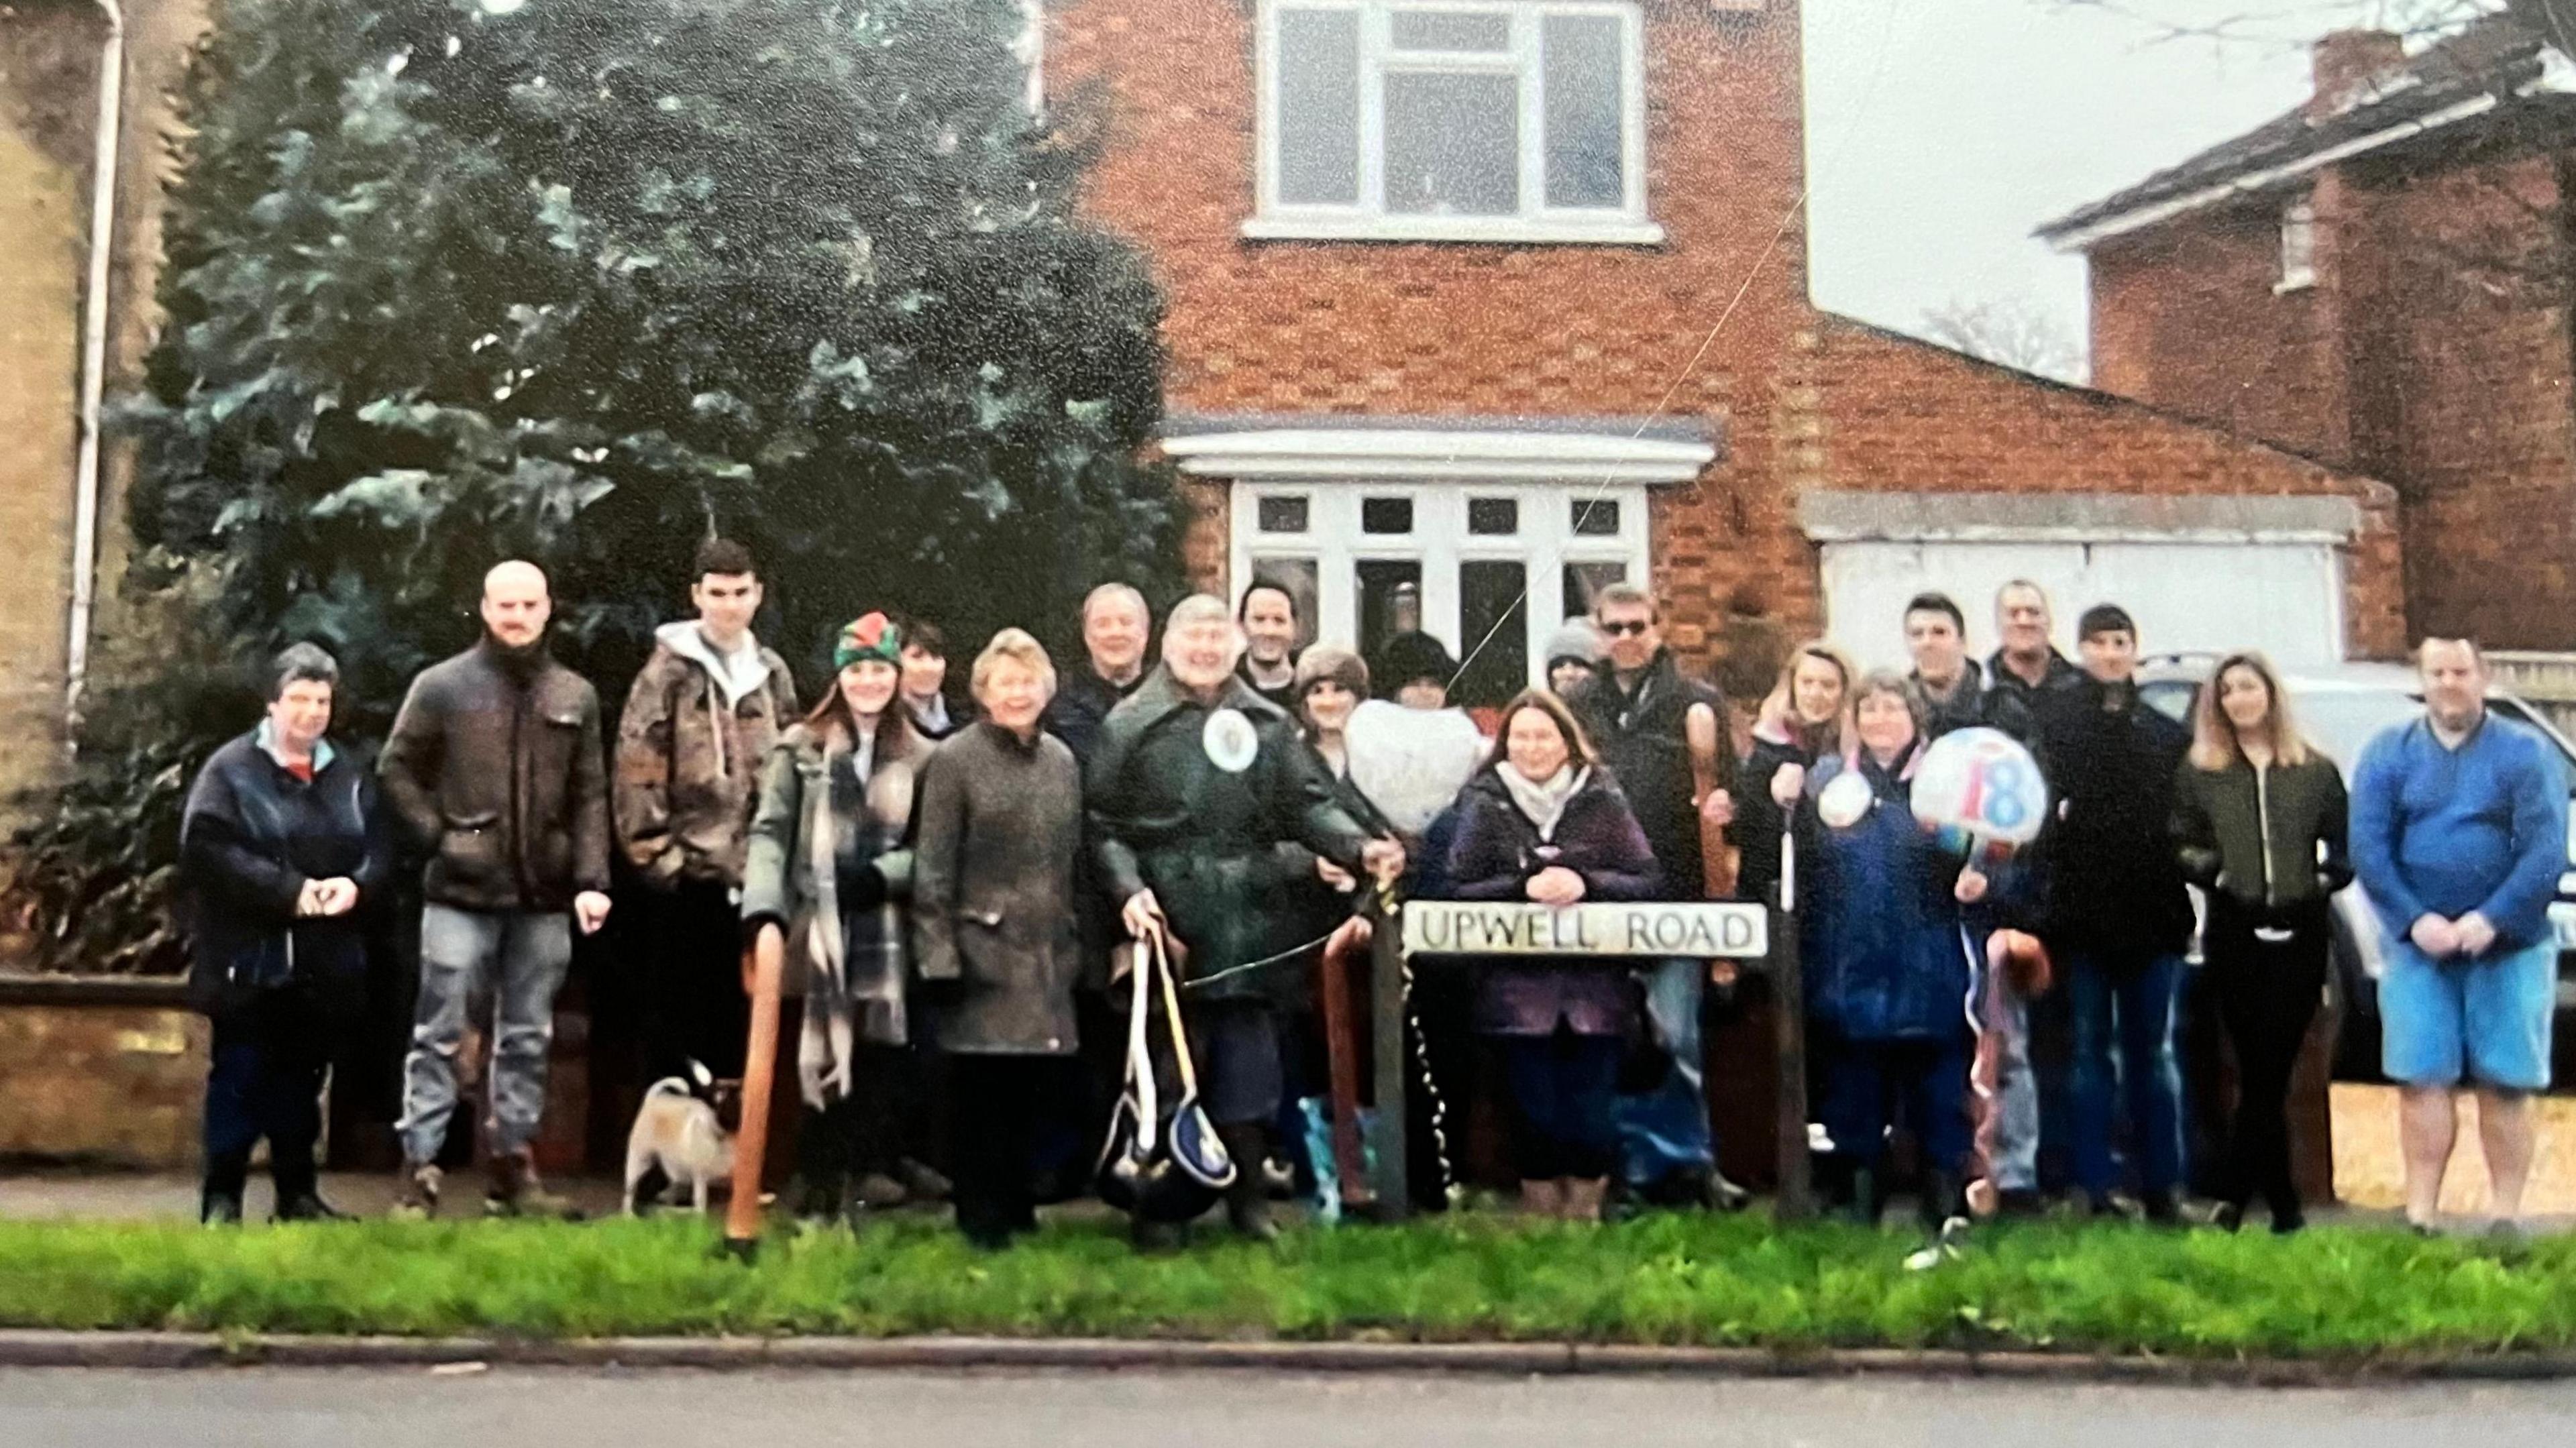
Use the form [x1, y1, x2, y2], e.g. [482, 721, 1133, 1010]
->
[1804, 0, 2328, 374]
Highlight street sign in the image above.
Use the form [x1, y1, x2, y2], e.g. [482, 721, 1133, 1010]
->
[1399, 901, 1767, 959]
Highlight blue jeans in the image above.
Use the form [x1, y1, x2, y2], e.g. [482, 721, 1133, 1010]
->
[2065, 950, 2187, 1198]
[1614, 958, 1714, 1187]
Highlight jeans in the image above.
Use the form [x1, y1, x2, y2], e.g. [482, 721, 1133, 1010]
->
[1976, 962, 2040, 1193]
[396, 905, 572, 1164]
[203, 992, 329, 1202]
[1613, 958, 1714, 1187]
[2204, 903, 2326, 1217]
[1501, 1027, 1623, 1180]
[1818, 1033, 1973, 1172]
[2065, 949, 2188, 1199]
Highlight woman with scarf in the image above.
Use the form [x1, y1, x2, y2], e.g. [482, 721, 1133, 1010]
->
[2170, 652, 2349, 1234]
[1797, 671, 1994, 1230]
[1443, 689, 1662, 1221]
[743, 612, 935, 1225]
[1736, 641, 1856, 907]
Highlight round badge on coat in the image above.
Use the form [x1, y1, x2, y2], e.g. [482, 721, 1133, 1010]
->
[1202, 708, 1259, 773]
[1817, 770, 1875, 830]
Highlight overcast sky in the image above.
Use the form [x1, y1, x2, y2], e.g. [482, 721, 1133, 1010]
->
[1803, 0, 2334, 374]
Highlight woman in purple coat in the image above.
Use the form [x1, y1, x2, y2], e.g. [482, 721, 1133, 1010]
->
[1443, 689, 1662, 1221]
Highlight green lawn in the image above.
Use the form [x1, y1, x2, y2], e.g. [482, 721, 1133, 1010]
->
[3, 1213, 2571, 1359]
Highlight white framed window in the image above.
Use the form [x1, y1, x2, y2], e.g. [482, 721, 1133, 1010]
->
[2276, 199, 2316, 293]
[1230, 480, 1650, 705]
[1250, 0, 1661, 246]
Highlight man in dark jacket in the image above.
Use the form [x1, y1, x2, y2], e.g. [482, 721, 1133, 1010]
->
[1566, 582, 1748, 1213]
[2037, 604, 2194, 1220]
[1982, 579, 2084, 744]
[381, 560, 612, 1219]
[1904, 592, 1987, 738]
[180, 644, 390, 1225]
[1043, 582, 1152, 765]
[1087, 593, 1405, 1242]
[614, 538, 798, 1082]
[1234, 578, 1302, 712]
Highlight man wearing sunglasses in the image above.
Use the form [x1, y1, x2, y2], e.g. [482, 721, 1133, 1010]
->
[1566, 583, 1750, 1216]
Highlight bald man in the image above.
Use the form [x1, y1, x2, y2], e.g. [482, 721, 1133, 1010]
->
[381, 559, 610, 1221]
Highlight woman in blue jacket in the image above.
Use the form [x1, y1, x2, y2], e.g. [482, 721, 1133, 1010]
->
[1799, 671, 1997, 1230]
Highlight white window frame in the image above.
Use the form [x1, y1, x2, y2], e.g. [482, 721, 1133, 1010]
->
[1248, 0, 1662, 246]
[2275, 199, 2317, 294]
[1230, 480, 1652, 691]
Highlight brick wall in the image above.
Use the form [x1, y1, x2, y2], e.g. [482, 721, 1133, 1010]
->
[1793, 315, 2409, 659]
[2084, 142, 2576, 649]
[1051, 0, 1814, 655]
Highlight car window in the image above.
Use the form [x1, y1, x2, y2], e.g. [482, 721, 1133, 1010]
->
[2147, 680, 2576, 778]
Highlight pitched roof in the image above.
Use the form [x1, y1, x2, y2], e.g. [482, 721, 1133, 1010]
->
[2037, 13, 2576, 249]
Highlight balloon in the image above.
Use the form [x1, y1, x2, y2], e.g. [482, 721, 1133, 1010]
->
[1911, 726, 2048, 853]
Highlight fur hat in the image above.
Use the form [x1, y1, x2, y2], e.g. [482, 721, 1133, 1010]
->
[1292, 645, 1369, 704]
[833, 612, 904, 670]
[1542, 619, 1605, 669]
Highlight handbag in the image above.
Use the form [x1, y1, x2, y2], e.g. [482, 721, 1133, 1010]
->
[1095, 926, 1237, 1221]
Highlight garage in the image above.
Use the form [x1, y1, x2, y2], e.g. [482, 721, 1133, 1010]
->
[1799, 492, 2361, 674]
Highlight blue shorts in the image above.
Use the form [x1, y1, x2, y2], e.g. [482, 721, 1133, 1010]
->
[2379, 938, 2557, 1091]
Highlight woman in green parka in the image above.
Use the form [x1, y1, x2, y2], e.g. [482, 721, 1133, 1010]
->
[743, 612, 936, 1223]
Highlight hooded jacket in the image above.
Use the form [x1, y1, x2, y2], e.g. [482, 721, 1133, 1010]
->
[614, 620, 800, 889]
[379, 638, 610, 912]
[1797, 746, 1992, 1042]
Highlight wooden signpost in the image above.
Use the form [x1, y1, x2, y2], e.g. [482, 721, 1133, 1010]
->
[1367, 898, 1789, 1220]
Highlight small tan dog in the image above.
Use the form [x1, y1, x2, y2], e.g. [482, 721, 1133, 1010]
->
[621, 1060, 736, 1216]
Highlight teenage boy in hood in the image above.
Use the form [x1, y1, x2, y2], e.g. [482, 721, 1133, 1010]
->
[614, 539, 800, 1082]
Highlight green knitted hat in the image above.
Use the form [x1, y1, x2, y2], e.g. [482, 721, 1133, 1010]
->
[833, 612, 904, 670]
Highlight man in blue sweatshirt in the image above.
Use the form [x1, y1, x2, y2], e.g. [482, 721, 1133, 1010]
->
[2351, 638, 2567, 1233]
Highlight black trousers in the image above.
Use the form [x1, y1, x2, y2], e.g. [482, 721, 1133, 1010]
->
[2205, 899, 2327, 1219]
[801, 1044, 923, 1187]
[203, 991, 330, 1201]
[635, 879, 751, 1081]
[948, 1053, 1073, 1240]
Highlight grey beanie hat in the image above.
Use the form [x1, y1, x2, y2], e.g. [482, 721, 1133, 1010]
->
[1542, 618, 1606, 667]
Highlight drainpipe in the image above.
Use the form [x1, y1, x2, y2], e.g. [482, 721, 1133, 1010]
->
[67, 0, 127, 731]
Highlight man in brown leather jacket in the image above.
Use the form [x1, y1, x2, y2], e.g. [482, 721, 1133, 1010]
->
[381, 559, 612, 1219]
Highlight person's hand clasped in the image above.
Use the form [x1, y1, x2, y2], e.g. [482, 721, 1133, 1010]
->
[1121, 889, 1165, 942]
[574, 890, 612, 936]
[1768, 764, 1805, 809]
[293, 879, 327, 918]
[1316, 856, 1357, 893]
[311, 877, 360, 917]
[1699, 788, 1735, 829]
[1954, 867, 1989, 905]
[1525, 865, 1587, 907]
[1358, 838, 1407, 886]
[2453, 911, 2498, 958]
[2410, 913, 2461, 958]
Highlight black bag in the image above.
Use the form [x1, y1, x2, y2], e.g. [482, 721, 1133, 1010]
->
[1614, 966, 1675, 1095]
[1096, 928, 1236, 1221]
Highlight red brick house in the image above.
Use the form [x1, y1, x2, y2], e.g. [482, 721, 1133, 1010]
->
[2039, 9, 2576, 651]
[1042, 0, 2407, 691]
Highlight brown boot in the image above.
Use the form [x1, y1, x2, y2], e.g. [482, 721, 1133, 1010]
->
[485, 1150, 584, 1221]
[1518, 1178, 1564, 1218]
[390, 1162, 441, 1221]
[1559, 1177, 1609, 1223]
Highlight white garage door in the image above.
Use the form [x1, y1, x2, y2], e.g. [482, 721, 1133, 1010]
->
[1819, 539, 2346, 675]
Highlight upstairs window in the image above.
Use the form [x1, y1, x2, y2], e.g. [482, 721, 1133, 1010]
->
[2277, 199, 2317, 293]
[1254, 1, 1659, 245]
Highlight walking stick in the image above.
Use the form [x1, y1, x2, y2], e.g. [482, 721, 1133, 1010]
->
[722, 927, 785, 1260]
[1771, 828, 1813, 1222]
[1316, 913, 1376, 1215]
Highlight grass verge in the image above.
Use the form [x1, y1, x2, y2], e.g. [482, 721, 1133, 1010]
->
[2, 1213, 2572, 1359]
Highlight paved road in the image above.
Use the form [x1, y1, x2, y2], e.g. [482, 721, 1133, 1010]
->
[6, 1366, 2575, 1448]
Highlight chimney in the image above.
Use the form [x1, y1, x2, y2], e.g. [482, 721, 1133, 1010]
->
[2309, 30, 2407, 118]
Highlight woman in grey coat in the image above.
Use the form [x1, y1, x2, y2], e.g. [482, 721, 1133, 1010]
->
[912, 628, 1087, 1248]
[742, 612, 930, 1223]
